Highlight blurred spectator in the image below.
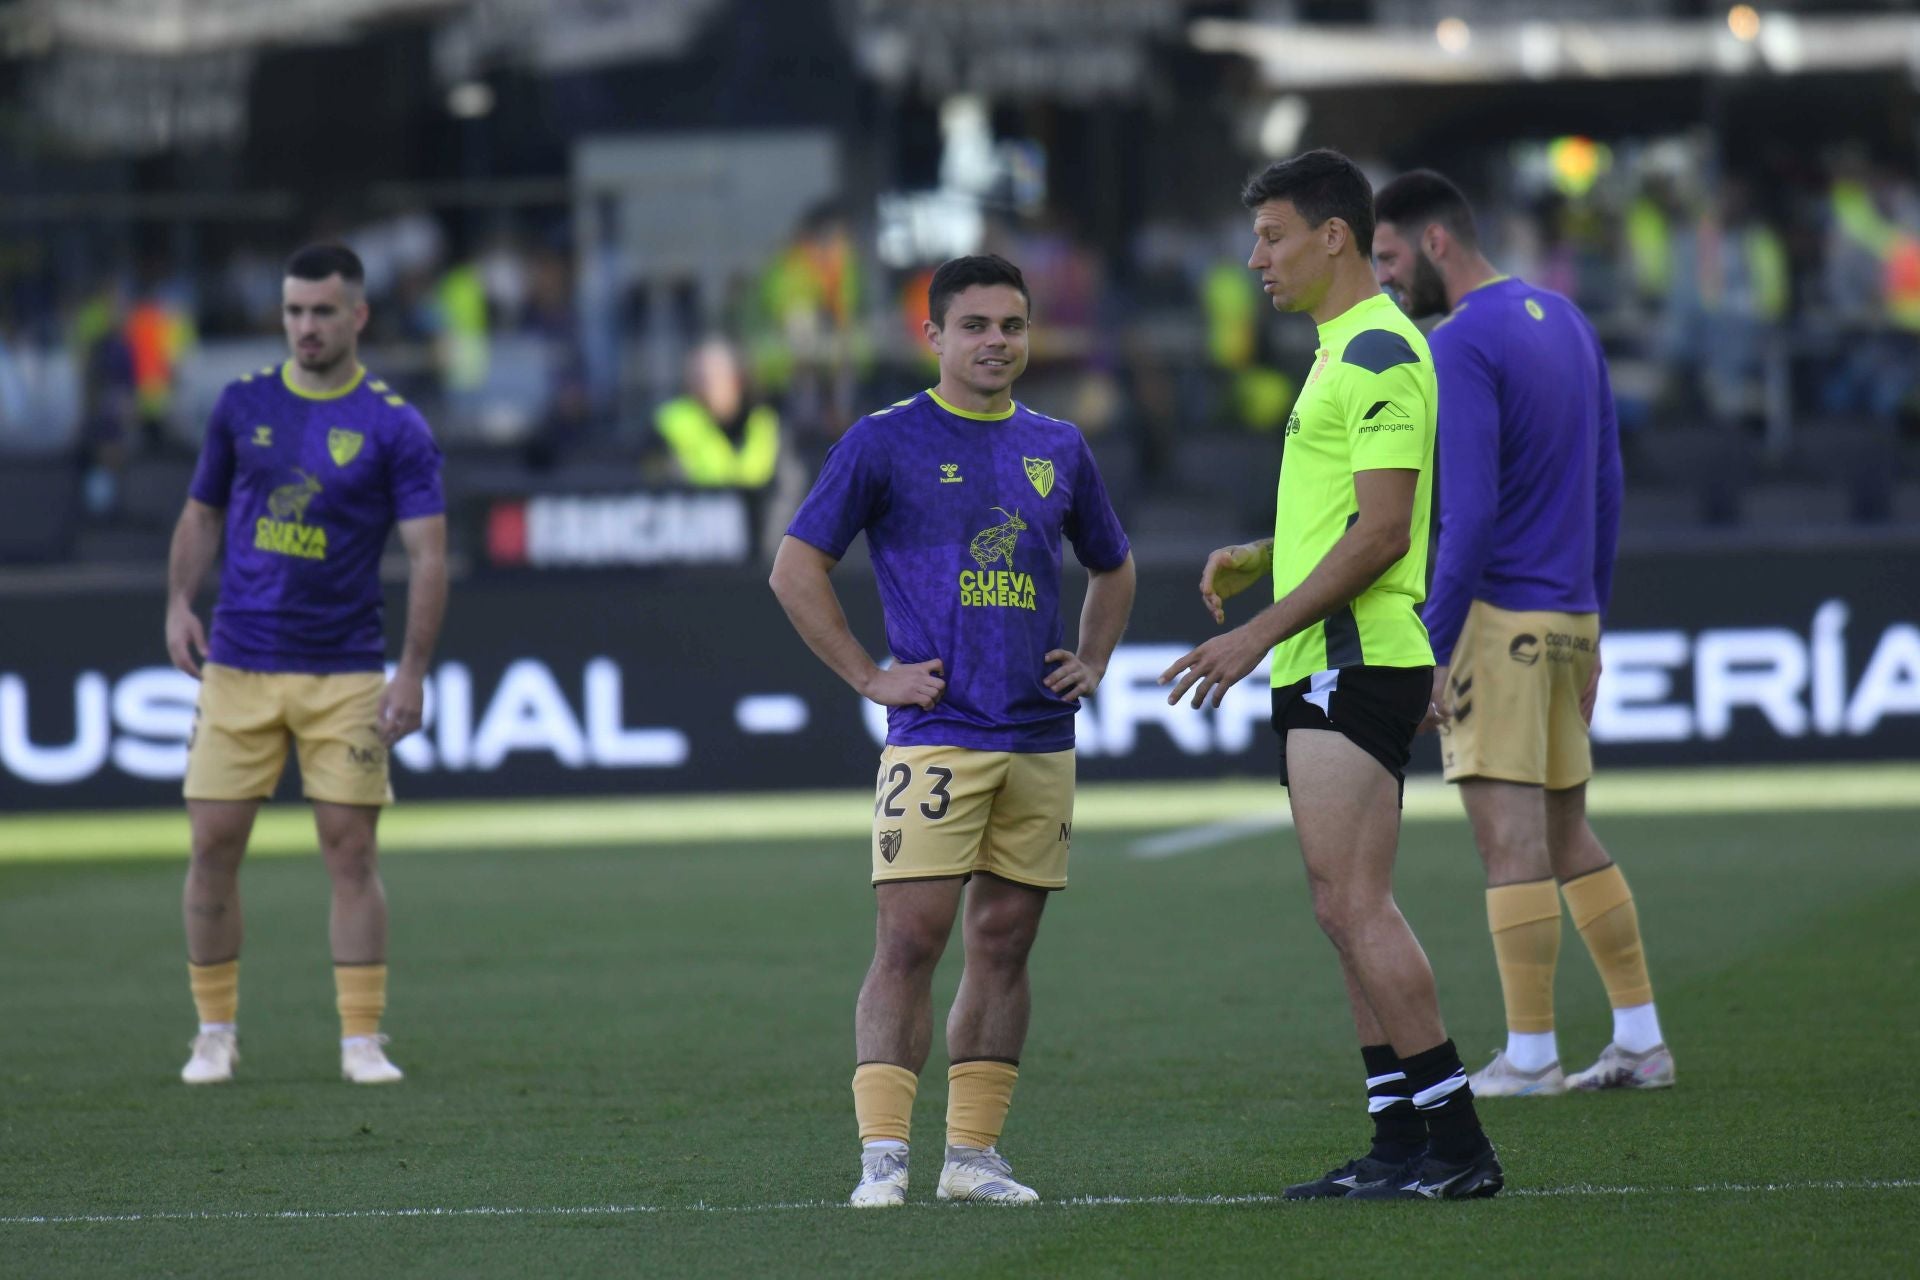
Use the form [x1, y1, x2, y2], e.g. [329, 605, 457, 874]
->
[1822, 158, 1920, 422]
[653, 336, 781, 489]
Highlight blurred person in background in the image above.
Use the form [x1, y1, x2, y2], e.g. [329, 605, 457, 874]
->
[654, 335, 782, 489]
[166, 242, 446, 1090]
[1373, 169, 1673, 1100]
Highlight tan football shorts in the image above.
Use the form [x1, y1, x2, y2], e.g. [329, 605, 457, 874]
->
[1439, 601, 1600, 791]
[870, 745, 1075, 890]
[184, 663, 394, 806]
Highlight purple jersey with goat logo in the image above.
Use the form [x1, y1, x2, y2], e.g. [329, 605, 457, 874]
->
[786, 390, 1130, 752]
[188, 362, 444, 674]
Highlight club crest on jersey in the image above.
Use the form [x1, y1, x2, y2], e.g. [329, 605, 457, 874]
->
[328, 428, 364, 467]
[878, 829, 903, 864]
[1023, 456, 1053, 498]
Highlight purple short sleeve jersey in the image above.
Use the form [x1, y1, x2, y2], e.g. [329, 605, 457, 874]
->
[787, 390, 1131, 753]
[188, 362, 445, 674]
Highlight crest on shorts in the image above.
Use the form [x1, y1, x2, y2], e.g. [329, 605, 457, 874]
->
[878, 829, 903, 864]
[328, 428, 364, 467]
[1023, 456, 1054, 498]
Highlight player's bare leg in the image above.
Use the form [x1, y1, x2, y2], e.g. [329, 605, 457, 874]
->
[181, 800, 259, 1083]
[315, 801, 402, 1083]
[937, 872, 1045, 1203]
[1459, 780, 1566, 1095]
[1288, 730, 1444, 1051]
[184, 800, 257, 965]
[858, 878, 965, 1069]
[1288, 728, 1499, 1199]
[1547, 785, 1673, 1090]
[848, 878, 963, 1206]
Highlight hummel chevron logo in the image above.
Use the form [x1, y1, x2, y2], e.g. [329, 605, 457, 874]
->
[1363, 400, 1406, 421]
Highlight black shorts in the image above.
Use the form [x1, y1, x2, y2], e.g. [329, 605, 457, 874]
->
[1271, 665, 1432, 804]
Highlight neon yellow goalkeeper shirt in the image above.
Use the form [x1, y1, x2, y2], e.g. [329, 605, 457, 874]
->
[1269, 292, 1436, 688]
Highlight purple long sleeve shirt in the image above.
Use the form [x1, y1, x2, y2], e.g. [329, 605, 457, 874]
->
[1422, 278, 1622, 666]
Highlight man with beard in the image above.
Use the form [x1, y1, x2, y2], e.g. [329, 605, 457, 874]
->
[1372, 170, 1673, 1098]
[168, 242, 446, 1087]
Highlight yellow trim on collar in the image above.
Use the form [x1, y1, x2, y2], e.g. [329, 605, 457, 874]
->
[281, 361, 367, 401]
[927, 389, 1016, 421]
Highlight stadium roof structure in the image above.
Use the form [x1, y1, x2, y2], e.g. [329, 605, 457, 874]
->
[1, 0, 462, 55]
[1193, 11, 1920, 88]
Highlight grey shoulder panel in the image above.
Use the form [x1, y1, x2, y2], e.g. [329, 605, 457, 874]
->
[1341, 329, 1420, 374]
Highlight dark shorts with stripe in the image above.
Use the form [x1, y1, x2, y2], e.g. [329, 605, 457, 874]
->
[1271, 665, 1433, 805]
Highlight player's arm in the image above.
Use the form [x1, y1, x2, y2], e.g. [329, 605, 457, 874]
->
[1162, 470, 1417, 708]
[166, 498, 224, 678]
[1586, 332, 1624, 725]
[1421, 328, 1500, 728]
[379, 514, 448, 747]
[769, 536, 945, 709]
[1045, 552, 1136, 701]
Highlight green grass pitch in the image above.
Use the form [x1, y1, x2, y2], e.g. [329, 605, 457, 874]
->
[2, 774, 1917, 1276]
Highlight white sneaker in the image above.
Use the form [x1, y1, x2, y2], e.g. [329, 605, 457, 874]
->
[1567, 1042, 1675, 1091]
[1467, 1049, 1567, 1098]
[849, 1145, 910, 1208]
[181, 1028, 239, 1085]
[936, 1145, 1039, 1204]
[341, 1034, 404, 1084]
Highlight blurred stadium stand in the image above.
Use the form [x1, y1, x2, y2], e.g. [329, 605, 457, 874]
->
[4, 0, 1920, 576]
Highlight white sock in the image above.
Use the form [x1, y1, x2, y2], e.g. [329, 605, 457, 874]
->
[1504, 1030, 1559, 1073]
[862, 1139, 908, 1154]
[198, 1021, 236, 1035]
[1613, 1003, 1663, 1054]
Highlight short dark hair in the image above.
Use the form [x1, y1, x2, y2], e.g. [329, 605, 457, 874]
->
[1374, 170, 1480, 249]
[1241, 149, 1376, 258]
[928, 254, 1029, 328]
[285, 242, 365, 286]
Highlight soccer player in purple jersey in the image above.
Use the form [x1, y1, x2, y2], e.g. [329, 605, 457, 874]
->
[1373, 170, 1673, 1097]
[165, 243, 447, 1087]
[771, 255, 1135, 1207]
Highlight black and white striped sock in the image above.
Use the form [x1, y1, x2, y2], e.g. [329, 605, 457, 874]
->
[1361, 1043, 1425, 1162]
[1400, 1038, 1489, 1162]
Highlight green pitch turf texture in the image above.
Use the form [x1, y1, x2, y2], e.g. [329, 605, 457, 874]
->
[2, 767, 1916, 1278]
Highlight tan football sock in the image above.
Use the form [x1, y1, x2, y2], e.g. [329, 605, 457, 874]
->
[946, 1059, 1019, 1151]
[1487, 879, 1562, 1034]
[188, 960, 239, 1026]
[334, 964, 387, 1040]
[1562, 865, 1654, 1009]
[852, 1062, 918, 1145]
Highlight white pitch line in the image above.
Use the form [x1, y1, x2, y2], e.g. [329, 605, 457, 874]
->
[6, 1178, 1916, 1226]
[1130, 812, 1292, 859]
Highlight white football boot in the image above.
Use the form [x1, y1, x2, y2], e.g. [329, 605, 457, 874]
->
[341, 1034, 405, 1084]
[936, 1145, 1039, 1204]
[1567, 1042, 1675, 1091]
[181, 1028, 239, 1085]
[849, 1144, 910, 1208]
[1467, 1049, 1567, 1098]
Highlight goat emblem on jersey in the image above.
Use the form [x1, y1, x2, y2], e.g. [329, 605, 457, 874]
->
[268, 469, 323, 521]
[969, 507, 1026, 571]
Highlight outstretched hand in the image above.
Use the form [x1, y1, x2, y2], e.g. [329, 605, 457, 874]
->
[864, 658, 947, 710]
[1199, 543, 1268, 625]
[1158, 626, 1270, 710]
